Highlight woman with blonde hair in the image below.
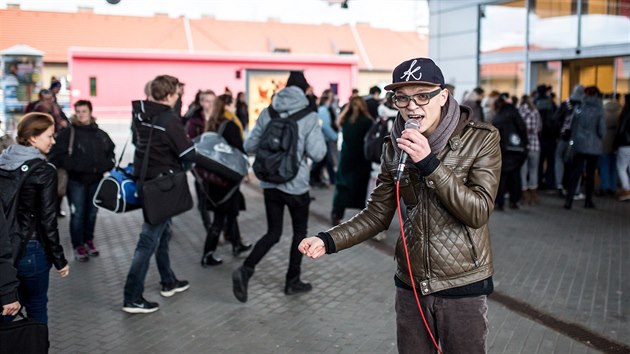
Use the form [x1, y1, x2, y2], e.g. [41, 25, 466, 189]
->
[0, 112, 70, 324]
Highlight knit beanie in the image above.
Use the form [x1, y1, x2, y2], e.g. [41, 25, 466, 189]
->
[286, 71, 309, 93]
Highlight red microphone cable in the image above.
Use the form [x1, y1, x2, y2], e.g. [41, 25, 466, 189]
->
[396, 179, 443, 354]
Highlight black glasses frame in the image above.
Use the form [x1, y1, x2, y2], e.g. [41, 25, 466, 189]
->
[393, 88, 442, 108]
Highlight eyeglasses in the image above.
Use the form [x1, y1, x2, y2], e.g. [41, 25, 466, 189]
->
[393, 88, 442, 108]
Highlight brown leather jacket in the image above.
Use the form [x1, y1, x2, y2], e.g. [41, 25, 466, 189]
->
[328, 109, 501, 295]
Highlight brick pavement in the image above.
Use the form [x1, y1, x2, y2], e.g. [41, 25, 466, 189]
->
[42, 120, 627, 353]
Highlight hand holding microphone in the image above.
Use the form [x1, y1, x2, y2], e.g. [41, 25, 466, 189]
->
[395, 119, 431, 180]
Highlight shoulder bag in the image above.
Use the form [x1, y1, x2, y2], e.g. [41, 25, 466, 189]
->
[138, 111, 193, 225]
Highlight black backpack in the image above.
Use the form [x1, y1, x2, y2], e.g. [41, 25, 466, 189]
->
[363, 116, 389, 163]
[252, 105, 312, 184]
[0, 159, 47, 263]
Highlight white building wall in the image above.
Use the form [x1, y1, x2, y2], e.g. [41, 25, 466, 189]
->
[428, 0, 488, 100]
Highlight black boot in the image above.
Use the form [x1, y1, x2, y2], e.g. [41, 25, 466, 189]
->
[584, 199, 596, 209]
[232, 265, 254, 303]
[284, 277, 312, 295]
[232, 242, 252, 257]
[201, 226, 221, 267]
[201, 252, 223, 267]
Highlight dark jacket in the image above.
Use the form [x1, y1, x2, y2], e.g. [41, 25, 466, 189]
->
[49, 122, 116, 184]
[492, 104, 528, 172]
[131, 100, 195, 180]
[16, 162, 68, 269]
[572, 96, 605, 155]
[325, 107, 501, 296]
[185, 108, 205, 140]
[615, 108, 630, 148]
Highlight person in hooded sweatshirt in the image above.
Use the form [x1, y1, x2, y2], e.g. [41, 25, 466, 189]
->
[563, 86, 606, 209]
[122, 75, 196, 314]
[232, 71, 326, 303]
[0, 112, 70, 325]
[554, 84, 585, 196]
[49, 100, 115, 262]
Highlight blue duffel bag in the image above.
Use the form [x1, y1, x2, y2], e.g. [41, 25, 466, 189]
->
[93, 163, 141, 213]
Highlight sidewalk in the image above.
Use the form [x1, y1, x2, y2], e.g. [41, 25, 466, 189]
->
[43, 120, 627, 353]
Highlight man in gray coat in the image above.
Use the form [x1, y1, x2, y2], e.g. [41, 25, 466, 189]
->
[232, 71, 326, 303]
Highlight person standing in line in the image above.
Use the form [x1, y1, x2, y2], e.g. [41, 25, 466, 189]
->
[299, 57, 500, 354]
[232, 71, 326, 303]
[518, 95, 542, 205]
[564, 86, 606, 210]
[49, 100, 115, 261]
[614, 94, 630, 201]
[330, 96, 374, 225]
[122, 75, 195, 314]
[492, 93, 528, 210]
[599, 93, 621, 195]
[0, 112, 70, 324]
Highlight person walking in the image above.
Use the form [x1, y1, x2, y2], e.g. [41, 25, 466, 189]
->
[0, 112, 70, 324]
[49, 100, 115, 261]
[196, 94, 252, 267]
[123, 75, 196, 314]
[232, 71, 326, 303]
[299, 57, 500, 354]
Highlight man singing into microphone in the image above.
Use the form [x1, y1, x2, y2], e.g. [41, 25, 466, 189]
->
[299, 57, 501, 354]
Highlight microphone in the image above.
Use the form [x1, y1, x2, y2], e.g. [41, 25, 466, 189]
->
[396, 119, 420, 181]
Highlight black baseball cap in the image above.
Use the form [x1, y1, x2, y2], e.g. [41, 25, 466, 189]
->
[384, 58, 445, 91]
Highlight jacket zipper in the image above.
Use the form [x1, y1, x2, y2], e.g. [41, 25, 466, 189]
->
[421, 178, 430, 279]
[465, 226, 480, 267]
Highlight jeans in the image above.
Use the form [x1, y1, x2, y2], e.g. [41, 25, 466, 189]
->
[67, 179, 99, 248]
[565, 153, 598, 205]
[124, 219, 177, 302]
[244, 188, 310, 281]
[520, 150, 540, 190]
[617, 146, 630, 190]
[598, 153, 617, 192]
[395, 287, 488, 354]
[17, 240, 52, 324]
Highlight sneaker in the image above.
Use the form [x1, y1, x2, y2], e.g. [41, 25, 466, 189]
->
[574, 193, 586, 201]
[85, 240, 99, 257]
[160, 280, 190, 298]
[284, 278, 313, 295]
[122, 297, 159, 314]
[74, 246, 89, 262]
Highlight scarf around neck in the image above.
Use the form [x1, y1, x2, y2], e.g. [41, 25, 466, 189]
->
[390, 93, 461, 158]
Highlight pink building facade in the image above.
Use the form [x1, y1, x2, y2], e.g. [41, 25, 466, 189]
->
[69, 49, 358, 123]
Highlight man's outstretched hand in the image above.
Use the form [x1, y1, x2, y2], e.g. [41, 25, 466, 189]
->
[298, 237, 326, 259]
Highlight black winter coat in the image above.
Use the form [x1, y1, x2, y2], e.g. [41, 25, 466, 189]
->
[493, 104, 528, 172]
[49, 122, 116, 184]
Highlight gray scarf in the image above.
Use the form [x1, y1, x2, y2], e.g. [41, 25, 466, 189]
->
[390, 94, 461, 158]
[0, 144, 46, 171]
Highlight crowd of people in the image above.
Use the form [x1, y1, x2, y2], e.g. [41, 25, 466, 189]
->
[1, 59, 629, 353]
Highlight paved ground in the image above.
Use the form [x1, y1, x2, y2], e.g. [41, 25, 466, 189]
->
[42, 120, 629, 353]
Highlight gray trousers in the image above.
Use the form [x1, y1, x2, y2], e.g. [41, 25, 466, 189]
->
[396, 287, 488, 354]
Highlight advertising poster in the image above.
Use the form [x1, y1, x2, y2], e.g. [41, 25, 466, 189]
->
[246, 70, 289, 129]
